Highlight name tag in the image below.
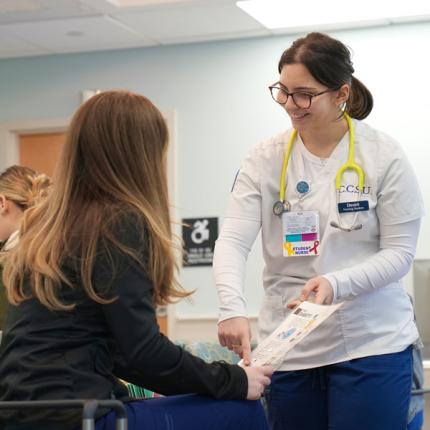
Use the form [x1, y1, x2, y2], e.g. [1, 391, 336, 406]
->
[338, 200, 369, 213]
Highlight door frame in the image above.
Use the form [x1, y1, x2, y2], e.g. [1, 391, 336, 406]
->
[0, 111, 178, 338]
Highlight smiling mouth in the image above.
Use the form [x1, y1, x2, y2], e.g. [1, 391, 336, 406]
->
[290, 112, 309, 119]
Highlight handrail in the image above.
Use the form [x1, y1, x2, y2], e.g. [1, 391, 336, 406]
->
[0, 399, 127, 430]
[412, 388, 430, 395]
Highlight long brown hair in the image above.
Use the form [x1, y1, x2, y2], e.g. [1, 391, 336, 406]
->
[3, 90, 188, 310]
[278, 32, 373, 120]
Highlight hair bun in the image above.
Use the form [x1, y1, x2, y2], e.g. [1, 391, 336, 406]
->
[26, 174, 52, 207]
[0, 165, 52, 210]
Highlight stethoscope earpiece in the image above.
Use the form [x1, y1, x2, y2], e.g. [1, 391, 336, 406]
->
[330, 221, 363, 232]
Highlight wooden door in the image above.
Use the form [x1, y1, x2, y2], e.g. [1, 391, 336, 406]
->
[19, 132, 65, 177]
[19, 132, 169, 334]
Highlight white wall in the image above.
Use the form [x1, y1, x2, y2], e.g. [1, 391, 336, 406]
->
[0, 22, 429, 321]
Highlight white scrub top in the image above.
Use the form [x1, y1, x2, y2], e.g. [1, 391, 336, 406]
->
[215, 119, 425, 370]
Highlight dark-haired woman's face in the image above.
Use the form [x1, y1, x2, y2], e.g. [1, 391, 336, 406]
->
[278, 63, 340, 132]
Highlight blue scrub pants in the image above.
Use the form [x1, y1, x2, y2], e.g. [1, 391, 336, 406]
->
[408, 410, 424, 430]
[95, 394, 269, 430]
[266, 347, 413, 430]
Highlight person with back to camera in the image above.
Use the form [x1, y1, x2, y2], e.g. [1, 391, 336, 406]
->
[0, 90, 273, 430]
[214, 32, 424, 430]
[0, 166, 52, 329]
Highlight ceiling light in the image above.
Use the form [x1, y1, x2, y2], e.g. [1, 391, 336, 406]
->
[236, 0, 430, 30]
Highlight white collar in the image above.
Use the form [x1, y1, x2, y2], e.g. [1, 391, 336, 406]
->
[3, 230, 19, 251]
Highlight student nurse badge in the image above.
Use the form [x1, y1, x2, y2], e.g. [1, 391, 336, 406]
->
[282, 210, 320, 257]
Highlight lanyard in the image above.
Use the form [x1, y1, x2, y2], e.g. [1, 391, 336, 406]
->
[277, 112, 365, 204]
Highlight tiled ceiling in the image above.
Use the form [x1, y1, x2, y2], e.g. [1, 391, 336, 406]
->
[1, 0, 429, 60]
[0, 0, 270, 59]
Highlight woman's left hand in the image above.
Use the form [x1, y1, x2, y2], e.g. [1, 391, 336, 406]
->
[287, 276, 334, 308]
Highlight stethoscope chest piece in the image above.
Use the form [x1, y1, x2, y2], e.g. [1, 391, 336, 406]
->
[273, 200, 291, 216]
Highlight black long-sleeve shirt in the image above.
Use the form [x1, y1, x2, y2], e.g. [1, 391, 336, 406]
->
[0, 219, 247, 429]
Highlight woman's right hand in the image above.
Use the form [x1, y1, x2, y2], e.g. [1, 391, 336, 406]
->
[243, 365, 274, 400]
[218, 316, 252, 365]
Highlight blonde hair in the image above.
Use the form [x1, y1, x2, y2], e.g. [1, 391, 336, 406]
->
[0, 165, 51, 210]
[3, 90, 189, 311]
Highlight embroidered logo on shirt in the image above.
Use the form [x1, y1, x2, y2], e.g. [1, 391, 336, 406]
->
[339, 185, 371, 195]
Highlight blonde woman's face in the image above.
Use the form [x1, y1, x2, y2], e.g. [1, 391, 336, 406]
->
[0, 196, 23, 242]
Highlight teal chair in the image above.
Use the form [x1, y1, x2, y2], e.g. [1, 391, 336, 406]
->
[126, 340, 240, 398]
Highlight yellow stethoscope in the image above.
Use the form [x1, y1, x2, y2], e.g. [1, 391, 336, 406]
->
[273, 112, 366, 232]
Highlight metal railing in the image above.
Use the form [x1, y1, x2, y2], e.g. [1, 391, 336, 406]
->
[0, 399, 127, 430]
[412, 388, 430, 395]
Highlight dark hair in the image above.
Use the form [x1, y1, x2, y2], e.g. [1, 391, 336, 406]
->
[278, 32, 373, 120]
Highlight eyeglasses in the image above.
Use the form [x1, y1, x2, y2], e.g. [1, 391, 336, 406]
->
[269, 85, 332, 109]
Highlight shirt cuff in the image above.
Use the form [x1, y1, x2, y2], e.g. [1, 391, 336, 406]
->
[218, 310, 248, 324]
[321, 274, 338, 303]
[323, 271, 353, 303]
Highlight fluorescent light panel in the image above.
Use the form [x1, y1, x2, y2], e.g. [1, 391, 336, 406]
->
[236, 0, 430, 29]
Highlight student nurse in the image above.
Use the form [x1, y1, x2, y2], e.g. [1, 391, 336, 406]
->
[214, 32, 424, 430]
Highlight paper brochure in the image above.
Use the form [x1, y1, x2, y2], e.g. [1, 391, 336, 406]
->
[241, 301, 342, 369]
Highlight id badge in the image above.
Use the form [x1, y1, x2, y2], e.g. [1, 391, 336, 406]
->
[282, 210, 320, 257]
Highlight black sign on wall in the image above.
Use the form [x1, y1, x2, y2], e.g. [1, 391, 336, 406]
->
[182, 217, 218, 267]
